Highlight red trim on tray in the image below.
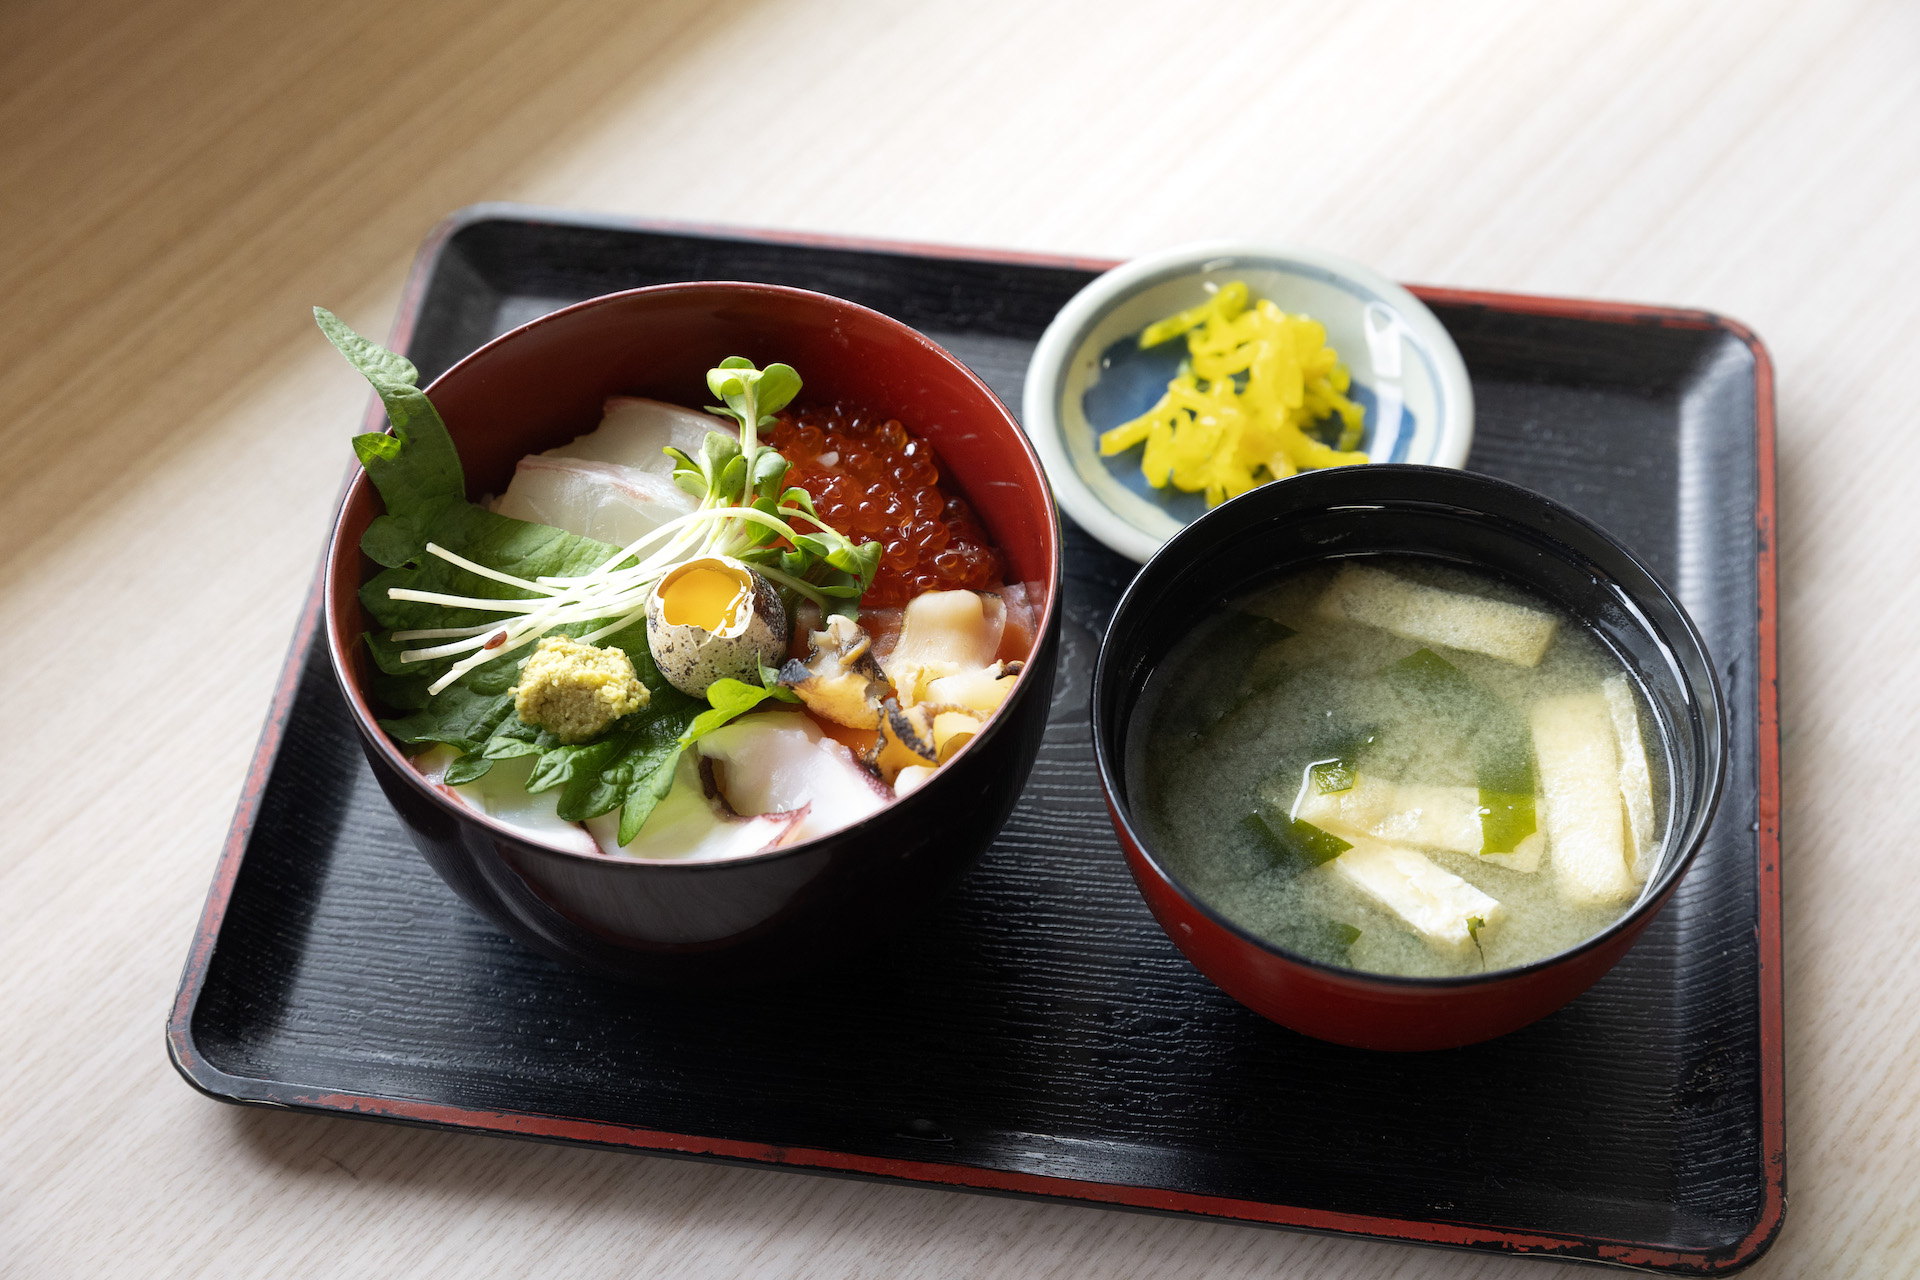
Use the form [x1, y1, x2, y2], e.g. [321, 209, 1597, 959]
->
[168, 214, 1787, 1274]
[165, 562, 326, 1066]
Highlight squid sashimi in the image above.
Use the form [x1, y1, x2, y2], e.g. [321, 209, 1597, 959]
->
[416, 746, 599, 858]
[583, 752, 805, 861]
[696, 711, 892, 844]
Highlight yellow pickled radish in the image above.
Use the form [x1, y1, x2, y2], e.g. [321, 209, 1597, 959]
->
[1099, 283, 1368, 507]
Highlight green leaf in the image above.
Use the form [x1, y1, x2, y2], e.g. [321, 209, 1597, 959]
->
[753, 363, 802, 419]
[705, 358, 804, 431]
[678, 677, 799, 747]
[752, 446, 790, 499]
[443, 752, 493, 785]
[1243, 810, 1352, 873]
[556, 695, 701, 824]
[315, 307, 420, 392]
[780, 486, 819, 520]
[317, 308, 466, 566]
[614, 738, 691, 844]
[526, 736, 624, 795]
[1385, 649, 1537, 853]
[701, 430, 742, 473]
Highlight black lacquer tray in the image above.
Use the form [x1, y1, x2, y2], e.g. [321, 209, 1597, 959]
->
[169, 207, 1783, 1273]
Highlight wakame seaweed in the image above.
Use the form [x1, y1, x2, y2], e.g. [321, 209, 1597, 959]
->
[1386, 648, 1538, 853]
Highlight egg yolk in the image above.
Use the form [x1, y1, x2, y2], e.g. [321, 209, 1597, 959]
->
[661, 566, 746, 632]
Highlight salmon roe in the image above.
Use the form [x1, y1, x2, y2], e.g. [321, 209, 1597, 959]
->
[764, 406, 1002, 607]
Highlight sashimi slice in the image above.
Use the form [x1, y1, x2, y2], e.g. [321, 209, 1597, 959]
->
[492, 454, 698, 547]
[415, 746, 599, 857]
[550, 396, 735, 476]
[584, 752, 804, 861]
[996, 582, 1040, 664]
[1317, 564, 1558, 666]
[1532, 691, 1635, 905]
[1603, 675, 1659, 882]
[697, 710, 892, 844]
[882, 590, 1006, 706]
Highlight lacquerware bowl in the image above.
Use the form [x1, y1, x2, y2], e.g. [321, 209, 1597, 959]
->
[325, 282, 1061, 984]
[1024, 241, 1474, 564]
[1091, 466, 1725, 1051]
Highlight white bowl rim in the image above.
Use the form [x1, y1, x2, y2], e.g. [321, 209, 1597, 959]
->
[1022, 240, 1475, 563]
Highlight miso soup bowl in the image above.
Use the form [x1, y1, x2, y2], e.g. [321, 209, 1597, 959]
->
[326, 282, 1061, 985]
[1091, 466, 1725, 1051]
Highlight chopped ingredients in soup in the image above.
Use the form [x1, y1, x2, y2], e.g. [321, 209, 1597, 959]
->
[1132, 557, 1665, 977]
[315, 308, 1034, 863]
[1098, 280, 1368, 507]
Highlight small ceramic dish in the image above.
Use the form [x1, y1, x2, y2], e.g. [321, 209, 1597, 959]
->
[326, 282, 1062, 984]
[1024, 241, 1474, 562]
[1090, 465, 1726, 1050]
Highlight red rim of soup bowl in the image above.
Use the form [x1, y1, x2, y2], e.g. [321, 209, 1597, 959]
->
[1089, 465, 1726, 1051]
[322, 281, 1062, 979]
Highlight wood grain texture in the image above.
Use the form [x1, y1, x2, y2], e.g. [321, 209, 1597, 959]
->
[0, 0, 1913, 1275]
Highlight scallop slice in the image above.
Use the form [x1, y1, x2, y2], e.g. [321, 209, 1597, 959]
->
[882, 590, 1007, 707]
[697, 710, 891, 844]
[584, 752, 804, 861]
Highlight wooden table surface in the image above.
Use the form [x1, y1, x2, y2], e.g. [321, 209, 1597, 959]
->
[4, 0, 1916, 1274]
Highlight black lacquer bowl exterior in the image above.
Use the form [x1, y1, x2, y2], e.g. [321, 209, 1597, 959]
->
[1093, 464, 1728, 1049]
[325, 282, 1062, 983]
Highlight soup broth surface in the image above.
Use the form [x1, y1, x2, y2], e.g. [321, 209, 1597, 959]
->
[1132, 556, 1669, 979]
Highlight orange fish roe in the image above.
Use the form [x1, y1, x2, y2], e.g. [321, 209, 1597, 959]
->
[765, 406, 1002, 607]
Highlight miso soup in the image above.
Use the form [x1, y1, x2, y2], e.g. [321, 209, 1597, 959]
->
[1130, 557, 1669, 979]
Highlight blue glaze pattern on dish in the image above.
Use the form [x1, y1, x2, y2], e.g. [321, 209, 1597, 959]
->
[1083, 332, 1417, 520]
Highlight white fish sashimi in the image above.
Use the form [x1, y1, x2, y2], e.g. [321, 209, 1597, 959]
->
[550, 396, 734, 476]
[584, 752, 805, 861]
[493, 454, 698, 547]
[489, 396, 737, 543]
[414, 746, 600, 858]
[697, 711, 892, 844]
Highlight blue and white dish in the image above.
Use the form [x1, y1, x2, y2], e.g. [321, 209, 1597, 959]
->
[1023, 241, 1475, 563]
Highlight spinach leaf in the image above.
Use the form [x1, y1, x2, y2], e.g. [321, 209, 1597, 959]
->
[320, 308, 706, 841]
